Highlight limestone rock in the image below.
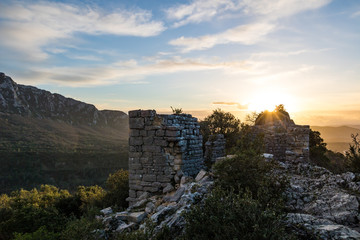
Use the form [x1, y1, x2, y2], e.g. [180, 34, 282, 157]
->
[127, 211, 147, 223]
[100, 207, 113, 215]
[163, 183, 175, 194]
[195, 169, 207, 182]
[287, 213, 360, 239]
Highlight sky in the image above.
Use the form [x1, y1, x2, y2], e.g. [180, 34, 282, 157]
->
[1, 0, 360, 126]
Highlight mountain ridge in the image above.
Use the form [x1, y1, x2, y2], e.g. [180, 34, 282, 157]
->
[0, 72, 127, 128]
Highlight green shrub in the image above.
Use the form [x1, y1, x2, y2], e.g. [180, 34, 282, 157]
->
[183, 187, 292, 240]
[213, 154, 286, 207]
[76, 185, 106, 212]
[105, 169, 129, 209]
[60, 217, 103, 240]
[200, 109, 241, 152]
[13, 226, 59, 240]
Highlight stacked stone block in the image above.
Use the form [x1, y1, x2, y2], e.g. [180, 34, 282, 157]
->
[204, 134, 226, 164]
[128, 110, 203, 205]
[253, 122, 310, 162]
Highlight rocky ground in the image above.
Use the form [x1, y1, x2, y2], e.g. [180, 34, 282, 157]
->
[98, 159, 360, 239]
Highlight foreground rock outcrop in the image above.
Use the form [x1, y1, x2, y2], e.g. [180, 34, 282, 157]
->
[98, 169, 213, 236]
[281, 159, 360, 239]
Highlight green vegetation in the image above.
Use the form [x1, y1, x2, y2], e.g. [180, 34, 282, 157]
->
[346, 134, 360, 172]
[0, 169, 129, 240]
[183, 152, 293, 239]
[200, 109, 241, 152]
[0, 114, 128, 193]
[171, 106, 183, 114]
[255, 104, 291, 125]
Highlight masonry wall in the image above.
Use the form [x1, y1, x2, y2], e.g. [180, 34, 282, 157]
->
[253, 123, 310, 162]
[204, 134, 226, 164]
[127, 110, 203, 205]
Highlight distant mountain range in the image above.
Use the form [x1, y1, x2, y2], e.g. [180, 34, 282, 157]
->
[311, 125, 360, 153]
[0, 73, 129, 193]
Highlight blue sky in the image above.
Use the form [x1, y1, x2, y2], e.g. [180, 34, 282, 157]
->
[1, 0, 360, 125]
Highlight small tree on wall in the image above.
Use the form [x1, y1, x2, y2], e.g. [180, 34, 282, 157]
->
[170, 106, 183, 114]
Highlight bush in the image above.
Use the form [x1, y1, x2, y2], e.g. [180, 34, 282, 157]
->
[183, 187, 292, 240]
[105, 169, 129, 209]
[213, 153, 287, 207]
[230, 123, 264, 155]
[200, 109, 241, 152]
[309, 129, 330, 167]
[60, 217, 103, 240]
[347, 133, 360, 172]
[76, 185, 106, 212]
[13, 226, 59, 240]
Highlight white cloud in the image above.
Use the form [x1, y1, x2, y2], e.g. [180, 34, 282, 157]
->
[241, 0, 332, 19]
[166, 0, 331, 52]
[351, 10, 360, 18]
[0, 1, 165, 61]
[15, 57, 255, 87]
[165, 0, 331, 27]
[165, 0, 241, 27]
[169, 22, 275, 52]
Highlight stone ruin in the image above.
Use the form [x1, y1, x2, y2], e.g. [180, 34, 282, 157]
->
[127, 109, 310, 205]
[127, 110, 204, 205]
[204, 134, 226, 164]
[252, 114, 310, 162]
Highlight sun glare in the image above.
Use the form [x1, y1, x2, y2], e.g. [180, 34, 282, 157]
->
[248, 90, 296, 113]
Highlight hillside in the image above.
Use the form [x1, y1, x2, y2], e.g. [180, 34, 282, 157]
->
[311, 125, 360, 153]
[0, 73, 129, 193]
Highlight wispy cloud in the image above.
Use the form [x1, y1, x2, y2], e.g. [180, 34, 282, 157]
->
[165, 0, 241, 27]
[241, 0, 332, 19]
[169, 22, 275, 52]
[166, 0, 331, 27]
[250, 48, 333, 59]
[0, 1, 165, 61]
[213, 101, 249, 110]
[167, 0, 331, 52]
[14, 57, 253, 87]
[351, 10, 360, 18]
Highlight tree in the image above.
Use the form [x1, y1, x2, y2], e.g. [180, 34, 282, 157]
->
[346, 133, 360, 172]
[105, 169, 129, 209]
[200, 109, 241, 152]
[309, 129, 330, 167]
[255, 104, 291, 125]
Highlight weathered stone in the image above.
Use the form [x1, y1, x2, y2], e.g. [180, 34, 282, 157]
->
[116, 222, 136, 233]
[145, 202, 156, 214]
[143, 174, 157, 182]
[163, 183, 175, 193]
[164, 187, 185, 202]
[195, 169, 207, 182]
[100, 207, 113, 215]
[127, 211, 147, 223]
[129, 117, 144, 129]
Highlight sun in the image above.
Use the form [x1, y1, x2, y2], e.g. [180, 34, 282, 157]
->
[247, 90, 296, 113]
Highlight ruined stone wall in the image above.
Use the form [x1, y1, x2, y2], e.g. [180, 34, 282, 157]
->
[253, 123, 310, 162]
[204, 134, 226, 164]
[127, 110, 203, 205]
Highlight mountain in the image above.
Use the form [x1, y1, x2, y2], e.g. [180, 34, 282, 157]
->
[311, 125, 360, 153]
[0, 72, 126, 127]
[0, 73, 129, 193]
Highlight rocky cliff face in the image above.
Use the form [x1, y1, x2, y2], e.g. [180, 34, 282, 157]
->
[0, 72, 127, 127]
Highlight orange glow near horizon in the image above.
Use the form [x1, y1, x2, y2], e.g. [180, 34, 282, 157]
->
[247, 90, 297, 113]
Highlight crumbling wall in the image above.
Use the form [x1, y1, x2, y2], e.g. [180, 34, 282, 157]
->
[253, 123, 310, 162]
[204, 134, 226, 164]
[127, 110, 203, 205]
